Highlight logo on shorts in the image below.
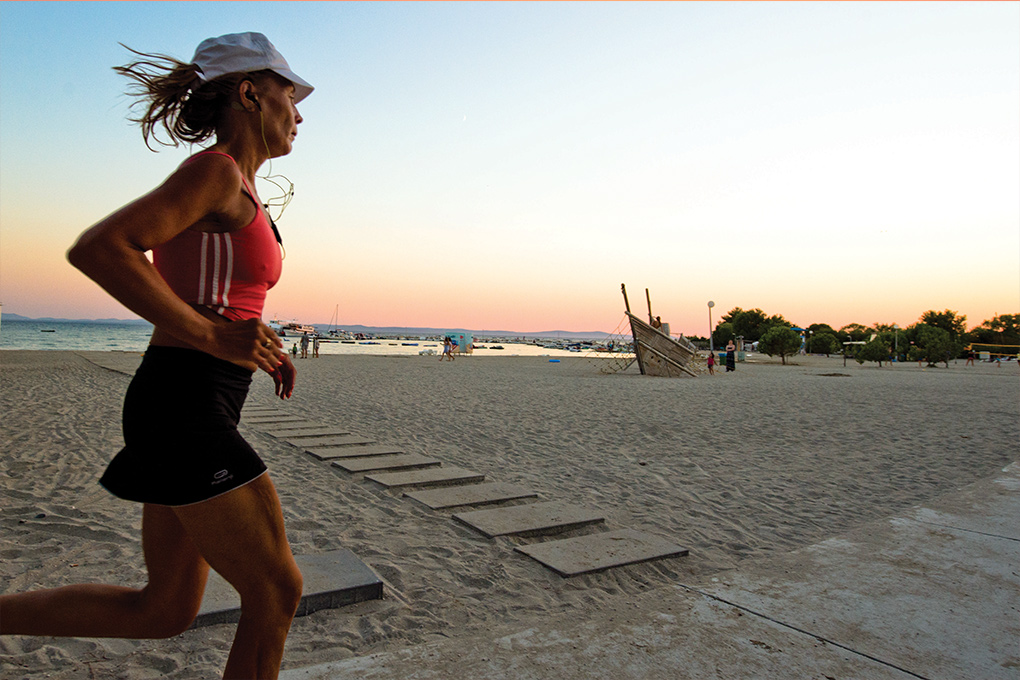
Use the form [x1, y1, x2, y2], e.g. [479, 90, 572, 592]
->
[211, 469, 233, 486]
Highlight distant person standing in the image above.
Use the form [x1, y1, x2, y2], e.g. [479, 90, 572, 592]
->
[312, 334, 320, 358]
[300, 332, 309, 359]
[706, 351, 716, 375]
[725, 339, 736, 372]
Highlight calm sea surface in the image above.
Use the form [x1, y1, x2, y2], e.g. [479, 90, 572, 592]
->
[0, 320, 155, 352]
[0, 319, 593, 358]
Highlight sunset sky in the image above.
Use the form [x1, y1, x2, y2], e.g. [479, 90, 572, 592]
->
[1, 2, 1017, 336]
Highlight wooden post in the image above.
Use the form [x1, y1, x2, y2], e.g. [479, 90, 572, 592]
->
[645, 288, 653, 325]
[621, 284, 646, 375]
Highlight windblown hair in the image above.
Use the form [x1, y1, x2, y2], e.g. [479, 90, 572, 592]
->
[114, 45, 268, 151]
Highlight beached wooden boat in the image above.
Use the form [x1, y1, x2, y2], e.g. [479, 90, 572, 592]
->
[622, 284, 702, 378]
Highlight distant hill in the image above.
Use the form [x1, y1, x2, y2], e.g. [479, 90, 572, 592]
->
[1, 313, 610, 339]
[309, 324, 611, 340]
[1, 313, 152, 325]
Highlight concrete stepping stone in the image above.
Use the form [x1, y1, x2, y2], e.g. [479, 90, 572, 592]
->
[244, 406, 282, 414]
[191, 549, 383, 628]
[291, 434, 376, 448]
[273, 427, 352, 439]
[405, 482, 539, 510]
[269, 422, 341, 432]
[453, 501, 604, 539]
[331, 454, 442, 474]
[515, 529, 689, 577]
[366, 466, 484, 490]
[306, 445, 405, 461]
[244, 414, 308, 424]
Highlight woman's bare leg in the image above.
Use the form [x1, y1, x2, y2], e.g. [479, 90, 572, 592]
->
[0, 504, 209, 638]
[172, 474, 302, 680]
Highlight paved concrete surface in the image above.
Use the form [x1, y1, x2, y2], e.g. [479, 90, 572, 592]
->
[281, 463, 1020, 680]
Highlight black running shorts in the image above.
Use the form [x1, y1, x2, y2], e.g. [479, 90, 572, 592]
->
[100, 346, 267, 506]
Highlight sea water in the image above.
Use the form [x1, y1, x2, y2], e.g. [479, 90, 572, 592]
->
[0, 319, 588, 358]
[0, 320, 155, 352]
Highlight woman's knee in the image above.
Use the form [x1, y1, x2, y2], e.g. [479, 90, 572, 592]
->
[136, 586, 204, 638]
[239, 561, 303, 619]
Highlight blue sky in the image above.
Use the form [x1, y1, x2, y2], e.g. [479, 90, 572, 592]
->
[1, 2, 1017, 334]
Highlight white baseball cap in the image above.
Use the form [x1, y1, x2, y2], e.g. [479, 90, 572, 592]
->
[192, 32, 313, 103]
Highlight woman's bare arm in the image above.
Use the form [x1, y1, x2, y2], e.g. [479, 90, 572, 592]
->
[67, 154, 283, 373]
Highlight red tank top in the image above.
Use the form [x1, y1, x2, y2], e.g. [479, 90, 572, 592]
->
[152, 151, 283, 321]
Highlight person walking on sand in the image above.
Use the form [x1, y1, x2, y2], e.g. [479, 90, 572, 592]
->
[312, 334, 320, 358]
[707, 351, 716, 375]
[441, 336, 455, 361]
[725, 339, 736, 372]
[0, 32, 312, 680]
[300, 331, 309, 359]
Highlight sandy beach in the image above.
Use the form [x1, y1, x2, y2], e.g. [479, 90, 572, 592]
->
[1, 350, 1017, 678]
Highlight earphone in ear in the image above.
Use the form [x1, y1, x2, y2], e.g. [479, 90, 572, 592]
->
[246, 92, 261, 110]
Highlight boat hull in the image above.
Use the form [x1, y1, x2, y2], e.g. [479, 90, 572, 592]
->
[627, 313, 702, 378]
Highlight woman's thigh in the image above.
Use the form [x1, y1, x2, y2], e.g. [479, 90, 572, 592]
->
[140, 504, 211, 626]
[171, 475, 301, 603]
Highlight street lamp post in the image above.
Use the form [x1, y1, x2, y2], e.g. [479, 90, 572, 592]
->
[708, 301, 715, 354]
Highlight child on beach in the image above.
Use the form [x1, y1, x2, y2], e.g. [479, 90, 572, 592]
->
[0, 32, 312, 680]
[707, 351, 715, 375]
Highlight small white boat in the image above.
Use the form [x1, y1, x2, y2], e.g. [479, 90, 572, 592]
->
[268, 319, 316, 335]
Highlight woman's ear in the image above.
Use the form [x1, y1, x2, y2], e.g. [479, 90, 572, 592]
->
[237, 78, 260, 112]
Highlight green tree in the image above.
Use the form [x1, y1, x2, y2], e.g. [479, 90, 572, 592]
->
[809, 332, 840, 356]
[967, 313, 1020, 351]
[839, 323, 871, 342]
[808, 323, 836, 336]
[732, 308, 768, 342]
[911, 324, 956, 367]
[758, 326, 802, 365]
[712, 321, 735, 348]
[856, 337, 892, 367]
[920, 309, 966, 338]
[763, 313, 791, 333]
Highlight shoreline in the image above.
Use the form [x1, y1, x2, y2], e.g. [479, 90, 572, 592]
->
[1, 351, 1017, 678]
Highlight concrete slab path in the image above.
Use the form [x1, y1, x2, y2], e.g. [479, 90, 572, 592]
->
[244, 414, 309, 424]
[279, 462, 1020, 680]
[268, 427, 352, 439]
[515, 529, 689, 577]
[404, 482, 539, 510]
[331, 454, 441, 474]
[365, 466, 485, 489]
[454, 501, 605, 538]
[192, 550, 382, 628]
[306, 445, 405, 461]
[290, 434, 376, 448]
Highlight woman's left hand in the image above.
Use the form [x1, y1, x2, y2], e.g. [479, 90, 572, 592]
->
[271, 353, 297, 399]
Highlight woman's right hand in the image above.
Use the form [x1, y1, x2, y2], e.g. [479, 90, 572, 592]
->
[205, 318, 284, 374]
